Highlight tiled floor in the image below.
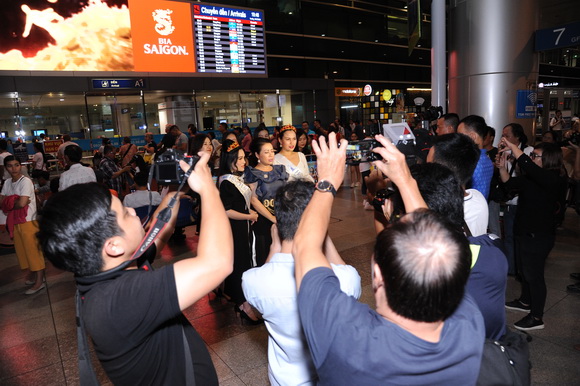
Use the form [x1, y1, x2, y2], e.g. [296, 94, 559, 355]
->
[0, 184, 579, 385]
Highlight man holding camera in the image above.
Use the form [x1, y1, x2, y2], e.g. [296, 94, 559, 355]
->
[37, 152, 232, 385]
[293, 133, 484, 384]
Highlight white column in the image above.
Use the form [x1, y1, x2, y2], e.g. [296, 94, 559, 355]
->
[431, 0, 446, 110]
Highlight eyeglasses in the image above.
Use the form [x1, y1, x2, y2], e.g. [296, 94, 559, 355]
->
[530, 153, 543, 160]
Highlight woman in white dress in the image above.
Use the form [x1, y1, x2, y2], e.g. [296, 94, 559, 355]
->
[273, 125, 314, 182]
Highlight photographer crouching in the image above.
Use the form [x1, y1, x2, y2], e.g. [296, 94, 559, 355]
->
[36, 151, 231, 385]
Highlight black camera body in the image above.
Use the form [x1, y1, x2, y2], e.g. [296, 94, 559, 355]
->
[423, 106, 444, 122]
[345, 140, 383, 163]
[154, 149, 199, 185]
[372, 187, 396, 212]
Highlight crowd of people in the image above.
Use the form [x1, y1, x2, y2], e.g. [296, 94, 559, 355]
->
[0, 112, 578, 384]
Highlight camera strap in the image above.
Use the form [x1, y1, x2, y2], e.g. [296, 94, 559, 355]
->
[131, 162, 196, 261]
[76, 290, 99, 386]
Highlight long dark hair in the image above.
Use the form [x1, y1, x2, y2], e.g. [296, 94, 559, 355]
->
[218, 139, 243, 176]
[295, 128, 311, 154]
[188, 133, 210, 155]
[534, 142, 564, 175]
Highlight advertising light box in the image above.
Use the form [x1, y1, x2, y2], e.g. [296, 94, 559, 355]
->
[0, 0, 267, 76]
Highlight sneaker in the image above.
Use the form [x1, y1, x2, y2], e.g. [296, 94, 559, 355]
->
[514, 314, 544, 331]
[505, 299, 531, 312]
[570, 273, 580, 281]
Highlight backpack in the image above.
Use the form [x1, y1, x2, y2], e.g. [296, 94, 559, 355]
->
[477, 329, 531, 386]
[469, 234, 532, 386]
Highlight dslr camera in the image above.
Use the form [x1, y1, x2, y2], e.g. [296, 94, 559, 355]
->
[345, 140, 383, 163]
[422, 106, 444, 122]
[154, 149, 199, 185]
[372, 187, 397, 212]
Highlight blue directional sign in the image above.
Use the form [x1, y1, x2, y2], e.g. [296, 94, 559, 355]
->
[535, 21, 580, 51]
[92, 79, 146, 89]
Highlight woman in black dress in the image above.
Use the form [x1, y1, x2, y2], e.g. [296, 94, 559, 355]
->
[244, 138, 288, 266]
[218, 140, 259, 320]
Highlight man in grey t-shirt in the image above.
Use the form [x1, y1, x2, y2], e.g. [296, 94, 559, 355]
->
[292, 133, 484, 385]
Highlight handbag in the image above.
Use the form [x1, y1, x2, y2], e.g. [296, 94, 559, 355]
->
[476, 329, 531, 386]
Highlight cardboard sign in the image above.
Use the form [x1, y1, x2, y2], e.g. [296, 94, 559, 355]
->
[43, 140, 62, 153]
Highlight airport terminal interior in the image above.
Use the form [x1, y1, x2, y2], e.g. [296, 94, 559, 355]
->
[0, 183, 579, 385]
[0, 0, 580, 385]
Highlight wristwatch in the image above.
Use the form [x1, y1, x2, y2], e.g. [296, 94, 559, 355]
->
[315, 180, 337, 197]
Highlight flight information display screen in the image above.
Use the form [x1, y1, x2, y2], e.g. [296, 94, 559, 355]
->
[0, 0, 267, 76]
[193, 4, 266, 74]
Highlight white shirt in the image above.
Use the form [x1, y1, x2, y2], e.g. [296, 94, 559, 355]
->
[59, 163, 97, 191]
[464, 188, 489, 237]
[242, 253, 361, 386]
[274, 152, 314, 182]
[57, 141, 80, 159]
[1, 175, 37, 222]
[32, 152, 46, 170]
[123, 190, 162, 208]
[549, 116, 563, 131]
[505, 145, 533, 205]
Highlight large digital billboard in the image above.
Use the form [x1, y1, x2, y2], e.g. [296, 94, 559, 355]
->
[0, 0, 267, 75]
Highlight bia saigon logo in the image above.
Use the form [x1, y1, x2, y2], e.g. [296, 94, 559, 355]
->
[152, 9, 175, 36]
[144, 8, 189, 55]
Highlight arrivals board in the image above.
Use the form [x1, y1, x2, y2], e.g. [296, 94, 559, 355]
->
[193, 4, 266, 74]
[0, 0, 267, 76]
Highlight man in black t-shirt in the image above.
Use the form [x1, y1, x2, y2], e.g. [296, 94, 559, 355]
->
[37, 152, 233, 385]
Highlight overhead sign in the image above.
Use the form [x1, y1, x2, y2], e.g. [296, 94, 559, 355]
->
[130, 0, 196, 72]
[193, 4, 266, 74]
[92, 79, 146, 89]
[516, 90, 536, 119]
[335, 88, 362, 97]
[535, 21, 580, 51]
[0, 0, 267, 76]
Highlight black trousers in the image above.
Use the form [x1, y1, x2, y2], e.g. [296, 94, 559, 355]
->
[515, 233, 555, 319]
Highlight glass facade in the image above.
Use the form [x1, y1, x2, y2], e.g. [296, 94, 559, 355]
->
[0, 89, 314, 140]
